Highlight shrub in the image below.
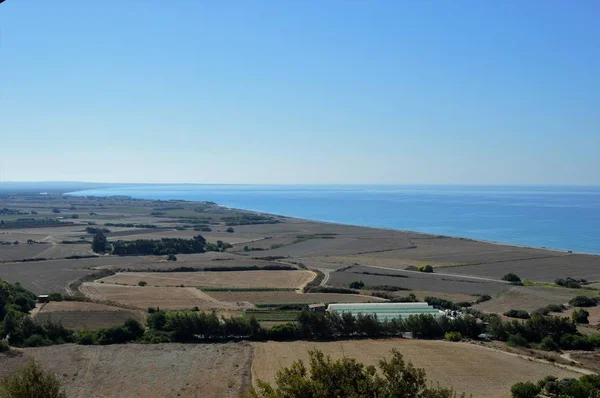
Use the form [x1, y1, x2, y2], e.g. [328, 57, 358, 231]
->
[572, 308, 590, 324]
[138, 281, 147, 287]
[349, 280, 365, 289]
[444, 331, 462, 342]
[503, 309, 530, 319]
[539, 336, 559, 351]
[502, 273, 522, 284]
[507, 334, 529, 348]
[0, 360, 67, 398]
[510, 381, 541, 398]
[474, 294, 492, 304]
[226, 227, 235, 233]
[569, 296, 597, 307]
[0, 341, 9, 353]
[166, 254, 177, 261]
[417, 265, 433, 273]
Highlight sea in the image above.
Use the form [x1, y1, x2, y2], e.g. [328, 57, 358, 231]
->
[68, 185, 600, 255]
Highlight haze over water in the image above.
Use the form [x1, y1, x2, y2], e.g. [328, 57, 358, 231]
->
[70, 185, 600, 255]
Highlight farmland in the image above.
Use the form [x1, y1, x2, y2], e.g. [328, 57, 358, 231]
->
[251, 339, 583, 398]
[33, 301, 143, 330]
[79, 282, 253, 311]
[206, 290, 381, 304]
[2, 191, 600, 396]
[0, 343, 253, 398]
[97, 270, 315, 289]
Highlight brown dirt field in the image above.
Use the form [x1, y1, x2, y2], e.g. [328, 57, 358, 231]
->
[98, 270, 314, 289]
[93, 252, 287, 271]
[251, 339, 582, 398]
[441, 254, 600, 282]
[328, 266, 508, 296]
[0, 343, 253, 397]
[473, 285, 598, 314]
[205, 291, 383, 305]
[80, 282, 253, 311]
[33, 301, 143, 330]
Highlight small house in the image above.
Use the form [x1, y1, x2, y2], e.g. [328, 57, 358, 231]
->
[37, 295, 49, 303]
[308, 303, 326, 312]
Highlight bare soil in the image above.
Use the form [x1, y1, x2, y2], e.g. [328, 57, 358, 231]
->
[0, 343, 253, 397]
[473, 285, 598, 314]
[98, 270, 314, 289]
[33, 301, 143, 330]
[80, 282, 253, 311]
[206, 291, 382, 304]
[251, 339, 582, 398]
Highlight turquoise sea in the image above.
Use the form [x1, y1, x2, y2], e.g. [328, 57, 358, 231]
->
[69, 185, 600, 255]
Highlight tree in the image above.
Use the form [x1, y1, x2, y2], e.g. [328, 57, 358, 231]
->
[226, 227, 235, 233]
[51, 208, 61, 214]
[349, 280, 365, 289]
[92, 232, 108, 253]
[502, 273, 522, 284]
[248, 349, 457, 398]
[572, 308, 590, 324]
[0, 360, 67, 398]
[510, 381, 540, 398]
[167, 254, 177, 261]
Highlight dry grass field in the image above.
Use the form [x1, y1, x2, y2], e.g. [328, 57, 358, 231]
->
[33, 301, 143, 330]
[80, 282, 253, 311]
[251, 339, 582, 398]
[206, 291, 382, 304]
[442, 254, 600, 282]
[92, 252, 287, 271]
[0, 343, 253, 397]
[98, 270, 315, 289]
[473, 285, 599, 313]
[328, 265, 509, 295]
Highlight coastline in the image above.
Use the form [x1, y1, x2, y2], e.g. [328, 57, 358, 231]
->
[65, 189, 599, 258]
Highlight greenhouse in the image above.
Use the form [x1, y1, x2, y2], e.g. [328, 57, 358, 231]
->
[327, 302, 442, 322]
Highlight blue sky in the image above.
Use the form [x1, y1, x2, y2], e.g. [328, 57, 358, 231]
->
[1, 0, 599, 184]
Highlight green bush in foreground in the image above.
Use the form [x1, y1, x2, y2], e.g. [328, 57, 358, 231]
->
[0, 360, 66, 398]
[510, 381, 540, 398]
[248, 349, 459, 398]
[511, 374, 600, 398]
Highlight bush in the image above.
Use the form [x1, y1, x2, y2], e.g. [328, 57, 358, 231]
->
[569, 296, 597, 307]
[166, 254, 177, 261]
[474, 295, 492, 304]
[572, 308, 590, 324]
[503, 309, 530, 319]
[539, 336, 559, 351]
[138, 281, 147, 287]
[444, 331, 462, 342]
[507, 334, 530, 348]
[502, 273, 522, 284]
[0, 360, 67, 398]
[226, 227, 235, 233]
[349, 280, 364, 289]
[0, 341, 9, 353]
[417, 265, 433, 273]
[510, 381, 541, 398]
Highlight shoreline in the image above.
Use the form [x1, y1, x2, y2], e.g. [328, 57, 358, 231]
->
[64, 190, 600, 258]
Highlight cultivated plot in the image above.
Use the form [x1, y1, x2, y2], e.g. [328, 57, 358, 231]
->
[0, 343, 253, 398]
[252, 339, 582, 398]
[34, 301, 143, 330]
[98, 270, 315, 289]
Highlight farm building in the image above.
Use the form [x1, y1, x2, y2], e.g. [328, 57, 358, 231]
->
[327, 302, 442, 322]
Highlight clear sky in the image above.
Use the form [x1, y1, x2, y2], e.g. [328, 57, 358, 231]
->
[1, 0, 599, 185]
